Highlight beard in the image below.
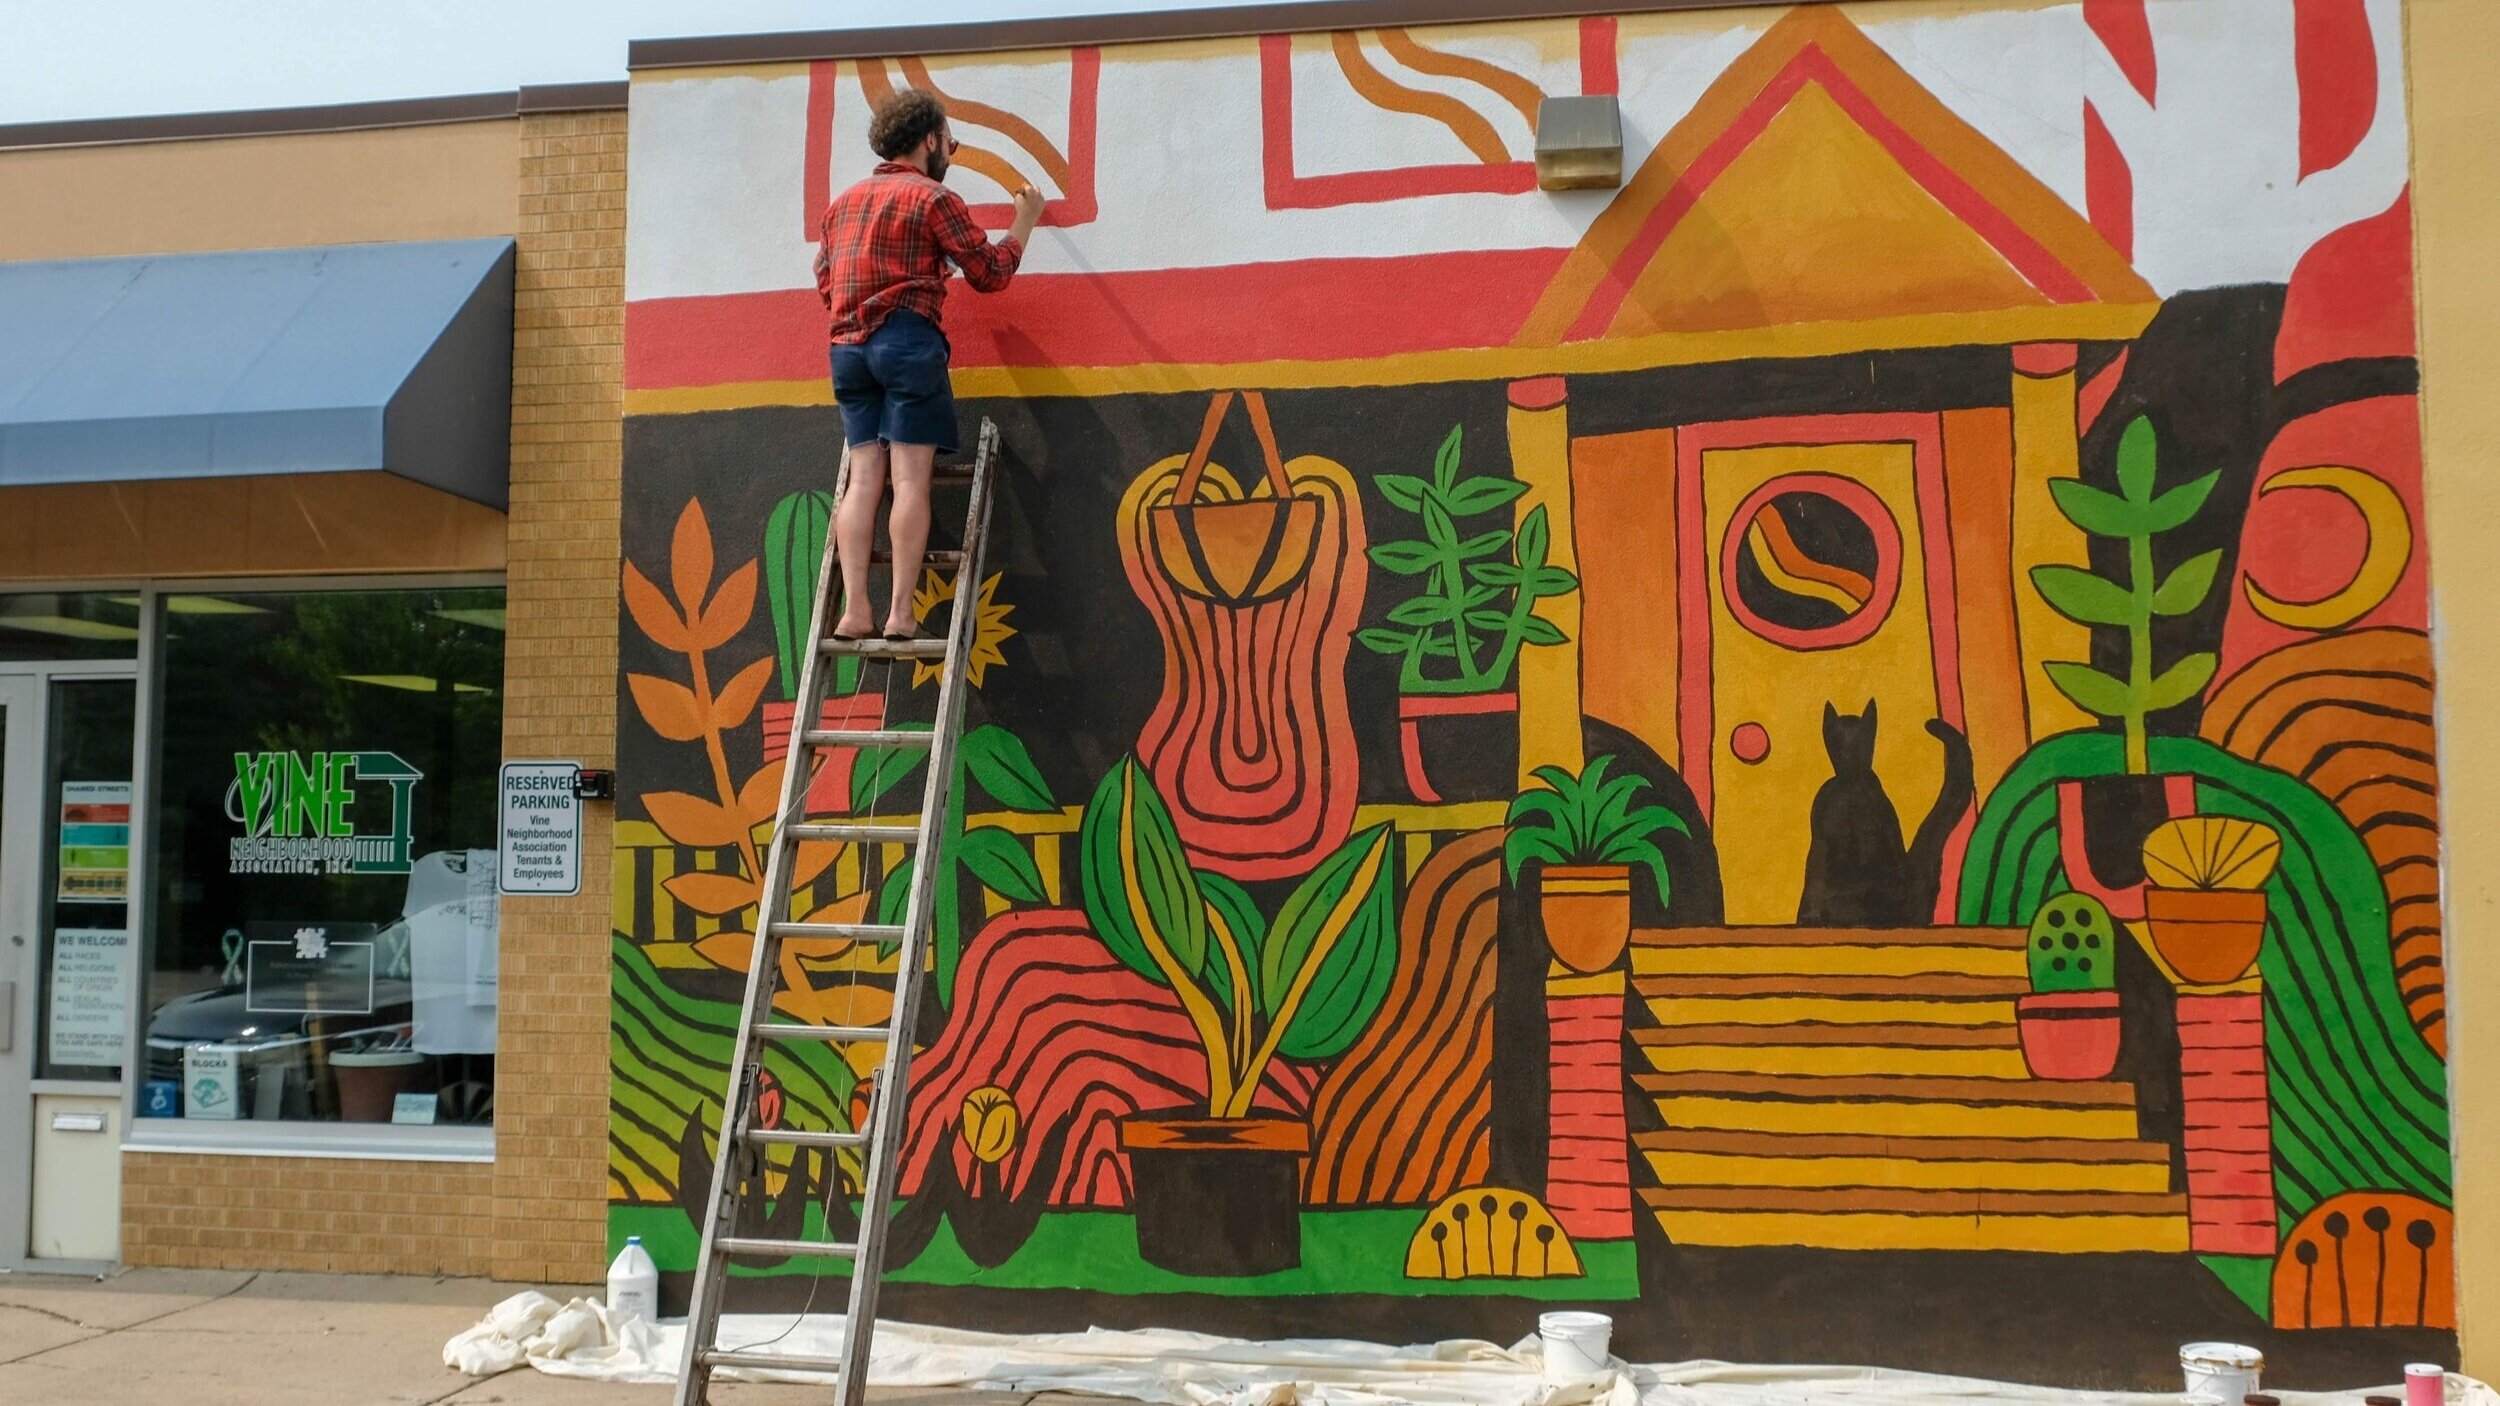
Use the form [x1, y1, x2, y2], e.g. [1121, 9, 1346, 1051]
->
[928, 147, 950, 182]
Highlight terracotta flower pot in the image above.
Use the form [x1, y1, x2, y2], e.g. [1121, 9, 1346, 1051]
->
[1541, 864, 1633, 974]
[1119, 1115, 1308, 1276]
[2016, 990, 2122, 1081]
[2144, 886, 2268, 985]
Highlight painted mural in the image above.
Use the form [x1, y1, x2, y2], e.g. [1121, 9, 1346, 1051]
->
[613, 0, 2449, 1383]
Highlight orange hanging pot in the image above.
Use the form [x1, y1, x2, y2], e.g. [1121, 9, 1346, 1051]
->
[1147, 390, 1323, 607]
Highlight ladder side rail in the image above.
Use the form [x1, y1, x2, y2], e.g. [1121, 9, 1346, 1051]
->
[833, 420, 999, 1405]
[673, 445, 855, 1406]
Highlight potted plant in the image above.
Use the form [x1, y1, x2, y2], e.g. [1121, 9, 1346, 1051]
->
[759, 489, 884, 811]
[1504, 755, 1687, 973]
[2140, 816, 2279, 985]
[2030, 416, 2220, 909]
[2015, 893, 2122, 1080]
[1080, 757, 1397, 1275]
[1358, 424, 1579, 801]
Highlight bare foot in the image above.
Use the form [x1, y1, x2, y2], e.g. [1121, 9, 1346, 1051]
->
[833, 612, 875, 640]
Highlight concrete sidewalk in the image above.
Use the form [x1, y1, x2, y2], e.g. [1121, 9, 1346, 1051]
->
[0, 1268, 1116, 1406]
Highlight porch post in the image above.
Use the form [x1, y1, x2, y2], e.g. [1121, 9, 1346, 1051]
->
[1506, 376, 1584, 791]
[2008, 343, 2096, 741]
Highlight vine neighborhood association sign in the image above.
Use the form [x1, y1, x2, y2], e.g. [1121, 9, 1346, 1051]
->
[226, 750, 424, 876]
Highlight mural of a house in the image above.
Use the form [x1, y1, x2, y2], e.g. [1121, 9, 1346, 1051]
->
[613, 0, 2449, 1381]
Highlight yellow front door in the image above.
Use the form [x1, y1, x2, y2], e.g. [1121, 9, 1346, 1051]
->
[1700, 438, 1943, 924]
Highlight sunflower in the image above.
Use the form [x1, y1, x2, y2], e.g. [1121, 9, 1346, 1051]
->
[909, 569, 1015, 688]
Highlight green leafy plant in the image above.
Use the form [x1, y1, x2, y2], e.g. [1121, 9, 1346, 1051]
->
[1079, 757, 1396, 1118]
[1503, 755, 1689, 898]
[1358, 424, 1579, 695]
[858, 724, 1058, 1003]
[2024, 892, 2118, 994]
[764, 489, 860, 698]
[2029, 416, 2223, 774]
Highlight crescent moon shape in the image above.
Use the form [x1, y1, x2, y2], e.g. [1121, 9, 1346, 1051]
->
[2242, 464, 2413, 631]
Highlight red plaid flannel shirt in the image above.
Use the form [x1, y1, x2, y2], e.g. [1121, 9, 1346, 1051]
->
[816, 162, 1025, 343]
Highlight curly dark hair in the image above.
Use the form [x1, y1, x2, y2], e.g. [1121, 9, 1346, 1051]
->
[868, 89, 947, 161]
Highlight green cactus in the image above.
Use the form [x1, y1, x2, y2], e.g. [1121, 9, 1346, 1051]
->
[763, 490, 858, 697]
[2028, 416, 2222, 774]
[2026, 893, 2118, 993]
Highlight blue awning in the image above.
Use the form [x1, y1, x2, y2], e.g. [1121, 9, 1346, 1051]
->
[0, 238, 515, 509]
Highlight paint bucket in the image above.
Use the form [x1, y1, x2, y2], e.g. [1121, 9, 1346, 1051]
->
[2407, 1363, 2446, 1406]
[1539, 1311, 1613, 1384]
[2180, 1343, 2262, 1403]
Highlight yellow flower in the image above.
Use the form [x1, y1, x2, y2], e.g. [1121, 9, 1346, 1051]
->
[909, 570, 1015, 688]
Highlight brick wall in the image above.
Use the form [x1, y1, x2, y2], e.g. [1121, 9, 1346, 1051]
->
[120, 108, 625, 1282]
[488, 105, 627, 1285]
[122, 1154, 495, 1273]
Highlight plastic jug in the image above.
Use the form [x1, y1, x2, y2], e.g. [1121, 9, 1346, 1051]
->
[607, 1236, 659, 1327]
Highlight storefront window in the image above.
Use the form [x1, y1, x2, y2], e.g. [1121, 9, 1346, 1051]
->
[0, 592, 144, 661]
[142, 587, 503, 1131]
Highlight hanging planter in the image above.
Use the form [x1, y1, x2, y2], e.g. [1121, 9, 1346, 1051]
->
[1145, 390, 1322, 607]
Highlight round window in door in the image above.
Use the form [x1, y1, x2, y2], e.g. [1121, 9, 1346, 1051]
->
[1719, 472, 1903, 650]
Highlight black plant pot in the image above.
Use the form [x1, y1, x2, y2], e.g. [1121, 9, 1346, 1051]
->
[1120, 1114, 1307, 1276]
[2070, 772, 2182, 890]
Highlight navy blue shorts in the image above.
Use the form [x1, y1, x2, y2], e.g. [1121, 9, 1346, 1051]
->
[831, 309, 958, 453]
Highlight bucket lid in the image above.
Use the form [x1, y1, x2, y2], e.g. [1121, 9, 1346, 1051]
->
[2181, 1343, 2264, 1369]
[1539, 1311, 1612, 1333]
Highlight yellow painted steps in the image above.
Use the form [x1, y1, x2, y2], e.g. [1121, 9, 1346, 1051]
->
[1633, 1072, 2144, 1140]
[1634, 1024, 2032, 1079]
[1640, 1184, 2191, 1253]
[1634, 972, 2023, 1030]
[1631, 927, 2029, 980]
[1636, 1129, 2174, 1194]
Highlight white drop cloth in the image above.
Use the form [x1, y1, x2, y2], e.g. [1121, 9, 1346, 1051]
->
[445, 1292, 2491, 1406]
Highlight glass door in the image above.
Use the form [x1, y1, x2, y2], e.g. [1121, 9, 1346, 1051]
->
[0, 675, 37, 1264]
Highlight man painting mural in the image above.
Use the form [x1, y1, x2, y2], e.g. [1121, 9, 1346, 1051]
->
[816, 88, 1043, 640]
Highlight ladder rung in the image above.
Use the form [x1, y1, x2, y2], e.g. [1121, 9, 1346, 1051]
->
[701, 1346, 850, 1374]
[788, 821, 919, 845]
[931, 463, 976, 482]
[870, 548, 965, 566]
[715, 1236, 858, 1260]
[756, 1023, 889, 1044]
[800, 728, 930, 749]
[821, 636, 947, 659]
[765, 920, 903, 942]
[745, 1126, 868, 1150]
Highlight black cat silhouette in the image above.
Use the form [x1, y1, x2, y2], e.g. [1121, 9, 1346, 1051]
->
[1796, 700, 1975, 926]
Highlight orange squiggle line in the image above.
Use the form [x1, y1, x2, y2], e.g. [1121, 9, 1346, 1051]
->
[901, 55, 1073, 190]
[1329, 31, 1511, 165]
[855, 60, 1029, 197]
[1376, 27, 1544, 128]
[1754, 504, 1875, 606]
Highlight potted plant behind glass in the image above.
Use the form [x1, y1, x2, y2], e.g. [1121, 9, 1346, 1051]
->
[1503, 756, 1687, 973]
[2015, 892, 2122, 1080]
[2029, 417, 2220, 915]
[1358, 424, 1579, 802]
[2140, 816, 2278, 985]
[1080, 757, 1397, 1276]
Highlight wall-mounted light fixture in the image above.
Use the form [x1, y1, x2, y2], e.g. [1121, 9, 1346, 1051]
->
[1534, 95, 1623, 191]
